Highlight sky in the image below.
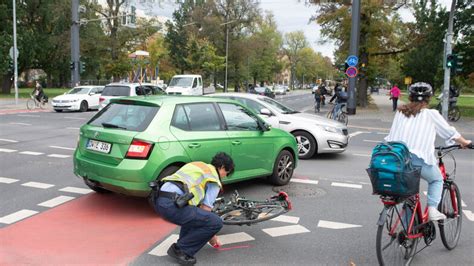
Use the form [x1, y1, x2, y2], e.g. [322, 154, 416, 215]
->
[134, 0, 454, 61]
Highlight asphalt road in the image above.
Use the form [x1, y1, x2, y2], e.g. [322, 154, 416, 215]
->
[1, 92, 473, 265]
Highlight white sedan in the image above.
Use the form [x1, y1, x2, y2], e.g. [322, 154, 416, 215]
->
[210, 93, 349, 159]
[52, 86, 104, 112]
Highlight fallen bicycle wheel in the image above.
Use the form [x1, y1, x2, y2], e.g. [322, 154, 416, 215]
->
[219, 204, 287, 225]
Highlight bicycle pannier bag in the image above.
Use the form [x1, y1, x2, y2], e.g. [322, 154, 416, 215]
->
[366, 141, 421, 197]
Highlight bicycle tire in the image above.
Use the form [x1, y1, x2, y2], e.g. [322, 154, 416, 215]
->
[376, 205, 419, 266]
[448, 106, 460, 122]
[438, 182, 462, 250]
[326, 111, 333, 119]
[219, 203, 287, 225]
[39, 100, 47, 110]
[26, 99, 36, 110]
[338, 112, 348, 125]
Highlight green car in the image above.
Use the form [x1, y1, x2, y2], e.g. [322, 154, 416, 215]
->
[74, 96, 298, 197]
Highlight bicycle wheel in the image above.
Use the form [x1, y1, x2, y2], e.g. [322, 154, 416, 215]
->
[438, 182, 462, 250]
[376, 205, 419, 266]
[448, 106, 460, 122]
[26, 99, 36, 110]
[219, 203, 287, 225]
[39, 100, 47, 110]
[326, 110, 333, 119]
[338, 112, 348, 125]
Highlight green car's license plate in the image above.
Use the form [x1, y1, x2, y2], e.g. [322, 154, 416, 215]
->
[86, 139, 112, 154]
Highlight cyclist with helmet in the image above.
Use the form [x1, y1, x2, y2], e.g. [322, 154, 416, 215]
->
[329, 83, 348, 120]
[384, 82, 471, 221]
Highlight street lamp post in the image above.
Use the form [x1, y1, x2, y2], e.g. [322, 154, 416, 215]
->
[12, 0, 19, 105]
[221, 20, 236, 93]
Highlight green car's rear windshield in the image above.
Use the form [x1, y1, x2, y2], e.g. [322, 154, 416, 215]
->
[88, 103, 159, 132]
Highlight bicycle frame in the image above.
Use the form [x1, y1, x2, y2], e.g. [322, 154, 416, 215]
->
[381, 145, 462, 240]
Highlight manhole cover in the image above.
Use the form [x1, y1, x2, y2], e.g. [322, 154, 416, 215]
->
[272, 182, 326, 198]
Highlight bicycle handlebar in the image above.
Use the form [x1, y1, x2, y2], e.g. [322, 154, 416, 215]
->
[435, 143, 473, 151]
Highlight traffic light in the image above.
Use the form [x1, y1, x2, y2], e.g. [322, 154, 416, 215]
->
[8, 59, 14, 73]
[79, 61, 86, 74]
[454, 54, 463, 74]
[70, 61, 75, 70]
[446, 54, 456, 68]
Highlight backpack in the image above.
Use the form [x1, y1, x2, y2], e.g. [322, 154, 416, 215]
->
[366, 141, 421, 198]
[338, 91, 348, 100]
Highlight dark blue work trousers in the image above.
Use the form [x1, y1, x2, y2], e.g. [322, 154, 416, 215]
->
[155, 197, 223, 257]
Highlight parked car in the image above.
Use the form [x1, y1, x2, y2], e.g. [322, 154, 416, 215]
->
[252, 86, 275, 98]
[99, 83, 164, 110]
[209, 93, 349, 159]
[274, 85, 286, 95]
[52, 86, 104, 112]
[74, 96, 298, 197]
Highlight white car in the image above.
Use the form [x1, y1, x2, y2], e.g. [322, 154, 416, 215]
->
[166, 75, 203, 95]
[52, 86, 104, 112]
[99, 83, 164, 110]
[210, 93, 349, 159]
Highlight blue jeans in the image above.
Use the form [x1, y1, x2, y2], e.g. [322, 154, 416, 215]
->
[411, 154, 443, 207]
[333, 103, 342, 120]
[155, 197, 223, 257]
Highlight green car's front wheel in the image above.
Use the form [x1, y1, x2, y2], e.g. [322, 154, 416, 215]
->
[268, 150, 295, 186]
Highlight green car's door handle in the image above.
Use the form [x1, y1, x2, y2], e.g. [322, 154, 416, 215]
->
[231, 140, 242, 145]
[188, 143, 201, 148]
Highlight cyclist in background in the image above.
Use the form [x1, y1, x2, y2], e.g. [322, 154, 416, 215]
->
[329, 83, 348, 120]
[32, 81, 45, 102]
[384, 82, 471, 221]
[437, 85, 460, 108]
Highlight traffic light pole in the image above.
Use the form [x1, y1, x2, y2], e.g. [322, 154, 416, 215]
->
[71, 0, 80, 87]
[12, 0, 18, 105]
[442, 0, 456, 120]
[347, 0, 361, 115]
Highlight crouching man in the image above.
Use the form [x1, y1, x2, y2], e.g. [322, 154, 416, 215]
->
[153, 152, 234, 265]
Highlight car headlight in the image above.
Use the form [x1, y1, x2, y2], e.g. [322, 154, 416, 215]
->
[322, 126, 338, 133]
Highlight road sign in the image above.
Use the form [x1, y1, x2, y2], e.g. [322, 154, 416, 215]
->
[346, 66, 358, 78]
[404, 76, 412, 85]
[346, 55, 358, 67]
[9, 47, 19, 59]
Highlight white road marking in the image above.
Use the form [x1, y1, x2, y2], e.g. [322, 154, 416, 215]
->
[271, 215, 300, 224]
[353, 153, 371, 157]
[0, 138, 18, 143]
[19, 151, 44, 156]
[423, 191, 427, 196]
[349, 131, 369, 138]
[0, 177, 19, 184]
[47, 154, 71, 158]
[331, 182, 362, 189]
[462, 200, 467, 207]
[66, 127, 80, 130]
[263, 224, 310, 237]
[0, 210, 38, 224]
[359, 182, 371, 185]
[9, 122, 31, 126]
[38, 196, 75, 208]
[218, 232, 255, 245]
[363, 140, 381, 143]
[0, 148, 17, 153]
[49, 145, 75, 151]
[59, 186, 93, 194]
[317, 220, 362, 229]
[148, 234, 179, 256]
[17, 114, 40, 117]
[22, 181, 54, 189]
[463, 210, 474, 222]
[376, 132, 388, 135]
[291, 178, 319, 185]
[63, 117, 87, 120]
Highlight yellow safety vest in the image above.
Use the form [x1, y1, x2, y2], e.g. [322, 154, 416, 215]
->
[162, 162, 222, 206]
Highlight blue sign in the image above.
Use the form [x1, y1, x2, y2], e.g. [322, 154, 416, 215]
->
[346, 55, 358, 67]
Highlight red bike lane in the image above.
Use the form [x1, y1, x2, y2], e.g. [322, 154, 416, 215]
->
[0, 194, 176, 265]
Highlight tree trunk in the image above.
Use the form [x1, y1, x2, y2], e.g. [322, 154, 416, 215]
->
[357, 12, 370, 107]
[1, 73, 13, 95]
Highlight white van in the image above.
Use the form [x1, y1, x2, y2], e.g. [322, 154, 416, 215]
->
[166, 75, 203, 95]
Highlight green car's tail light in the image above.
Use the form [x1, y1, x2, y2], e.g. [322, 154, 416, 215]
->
[126, 139, 154, 159]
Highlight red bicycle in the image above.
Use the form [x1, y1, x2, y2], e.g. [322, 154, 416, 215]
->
[375, 144, 472, 265]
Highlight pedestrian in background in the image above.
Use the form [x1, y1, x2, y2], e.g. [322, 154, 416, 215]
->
[314, 86, 322, 113]
[320, 81, 327, 106]
[389, 84, 401, 112]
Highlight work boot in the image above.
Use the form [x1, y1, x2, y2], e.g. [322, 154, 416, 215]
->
[428, 207, 446, 221]
[167, 243, 197, 265]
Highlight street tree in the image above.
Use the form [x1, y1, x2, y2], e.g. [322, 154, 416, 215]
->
[283, 31, 308, 90]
